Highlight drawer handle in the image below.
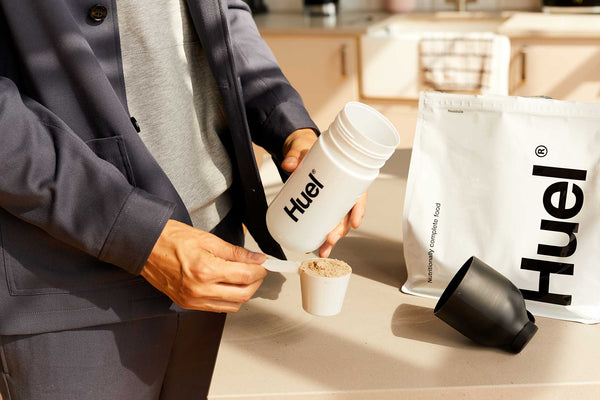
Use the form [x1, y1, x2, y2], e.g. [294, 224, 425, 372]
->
[340, 44, 347, 79]
[521, 46, 528, 83]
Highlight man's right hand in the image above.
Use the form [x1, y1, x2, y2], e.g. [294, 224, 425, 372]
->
[141, 219, 268, 313]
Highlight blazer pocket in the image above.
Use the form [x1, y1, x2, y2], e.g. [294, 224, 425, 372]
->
[85, 136, 136, 186]
[0, 209, 143, 296]
[1, 136, 141, 296]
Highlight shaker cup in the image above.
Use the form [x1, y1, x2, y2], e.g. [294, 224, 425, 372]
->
[266, 102, 400, 253]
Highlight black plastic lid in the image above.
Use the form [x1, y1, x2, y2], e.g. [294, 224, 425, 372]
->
[510, 312, 538, 353]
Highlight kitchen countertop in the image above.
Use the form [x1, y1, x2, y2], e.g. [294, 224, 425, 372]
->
[255, 11, 600, 39]
[252, 11, 392, 36]
[497, 12, 600, 39]
[208, 149, 600, 400]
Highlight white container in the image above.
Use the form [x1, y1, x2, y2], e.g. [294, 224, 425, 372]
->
[266, 102, 400, 253]
[299, 259, 352, 316]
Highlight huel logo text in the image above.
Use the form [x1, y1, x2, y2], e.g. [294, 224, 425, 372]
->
[520, 165, 587, 306]
[284, 171, 324, 222]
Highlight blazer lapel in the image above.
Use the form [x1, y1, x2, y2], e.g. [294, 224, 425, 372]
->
[185, 0, 285, 258]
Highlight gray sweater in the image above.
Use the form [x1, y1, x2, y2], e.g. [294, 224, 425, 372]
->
[117, 0, 233, 231]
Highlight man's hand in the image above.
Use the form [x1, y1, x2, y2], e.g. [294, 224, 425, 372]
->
[282, 128, 368, 258]
[281, 128, 318, 172]
[141, 219, 267, 313]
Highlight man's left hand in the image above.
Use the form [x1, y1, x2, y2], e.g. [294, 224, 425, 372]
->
[281, 128, 368, 258]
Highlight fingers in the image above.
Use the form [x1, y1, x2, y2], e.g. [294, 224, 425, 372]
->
[212, 279, 264, 304]
[183, 251, 267, 286]
[281, 147, 303, 172]
[350, 192, 368, 229]
[142, 221, 269, 314]
[175, 299, 244, 314]
[202, 233, 266, 265]
[175, 279, 264, 312]
[317, 192, 368, 257]
[282, 145, 312, 173]
[194, 300, 244, 313]
[213, 260, 268, 285]
[319, 213, 351, 258]
[318, 243, 333, 259]
[281, 128, 318, 172]
[223, 245, 266, 265]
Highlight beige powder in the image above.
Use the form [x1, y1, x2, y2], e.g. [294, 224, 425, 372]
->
[300, 259, 352, 278]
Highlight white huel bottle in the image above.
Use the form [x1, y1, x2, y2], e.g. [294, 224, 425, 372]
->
[266, 102, 400, 253]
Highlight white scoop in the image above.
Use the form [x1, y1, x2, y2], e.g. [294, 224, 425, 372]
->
[262, 258, 300, 273]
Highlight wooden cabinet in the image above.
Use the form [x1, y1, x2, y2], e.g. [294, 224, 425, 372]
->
[362, 101, 418, 149]
[509, 39, 600, 102]
[262, 35, 359, 132]
[262, 30, 600, 152]
[263, 34, 417, 148]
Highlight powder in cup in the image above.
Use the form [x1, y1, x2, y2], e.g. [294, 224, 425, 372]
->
[300, 259, 352, 278]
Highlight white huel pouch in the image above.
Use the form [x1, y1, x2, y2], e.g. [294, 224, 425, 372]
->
[403, 92, 600, 324]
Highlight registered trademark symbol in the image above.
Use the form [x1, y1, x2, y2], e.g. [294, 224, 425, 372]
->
[311, 169, 316, 174]
[535, 145, 548, 157]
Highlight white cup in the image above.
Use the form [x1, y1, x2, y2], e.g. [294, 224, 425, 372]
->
[299, 259, 352, 316]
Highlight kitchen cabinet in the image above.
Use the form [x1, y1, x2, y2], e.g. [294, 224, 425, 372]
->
[258, 12, 600, 150]
[263, 34, 417, 148]
[508, 39, 600, 102]
[360, 33, 423, 100]
[361, 100, 418, 149]
[262, 35, 359, 132]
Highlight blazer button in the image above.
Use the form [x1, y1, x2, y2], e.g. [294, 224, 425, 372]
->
[89, 4, 108, 23]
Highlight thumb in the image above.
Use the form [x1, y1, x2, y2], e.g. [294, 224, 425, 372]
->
[281, 146, 303, 172]
[281, 129, 318, 173]
[214, 240, 266, 265]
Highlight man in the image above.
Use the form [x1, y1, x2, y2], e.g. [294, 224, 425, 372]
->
[0, 1, 366, 399]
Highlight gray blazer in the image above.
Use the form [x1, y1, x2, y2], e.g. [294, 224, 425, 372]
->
[0, 0, 317, 335]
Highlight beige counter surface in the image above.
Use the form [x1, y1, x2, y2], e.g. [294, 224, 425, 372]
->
[255, 11, 600, 39]
[497, 12, 600, 39]
[208, 150, 600, 400]
[252, 12, 392, 36]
